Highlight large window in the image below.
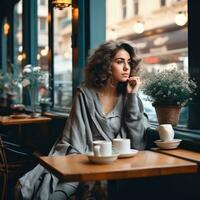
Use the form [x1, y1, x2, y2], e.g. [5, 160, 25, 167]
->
[14, 0, 23, 73]
[37, 0, 49, 103]
[106, 0, 188, 127]
[53, 8, 72, 109]
[13, 1, 72, 111]
[3, 0, 199, 130]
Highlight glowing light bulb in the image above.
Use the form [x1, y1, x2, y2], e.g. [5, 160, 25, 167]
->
[175, 12, 188, 26]
[134, 21, 144, 34]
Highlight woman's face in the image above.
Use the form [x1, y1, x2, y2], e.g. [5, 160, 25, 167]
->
[111, 49, 131, 83]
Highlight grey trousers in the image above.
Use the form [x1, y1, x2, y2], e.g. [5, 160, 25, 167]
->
[48, 182, 78, 200]
[15, 180, 78, 200]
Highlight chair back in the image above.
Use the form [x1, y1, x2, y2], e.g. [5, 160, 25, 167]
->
[0, 135, 32, 200]
[0, 135, 10, 200]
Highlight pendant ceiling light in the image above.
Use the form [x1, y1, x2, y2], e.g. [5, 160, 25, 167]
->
[174, 11, 188, 26]
[51, 0, 72, 10]
[4, 23, 10, 35]
[134, 21, 145, 34]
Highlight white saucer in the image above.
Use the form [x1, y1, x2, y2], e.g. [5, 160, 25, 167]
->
[86, 153, 119, 164]
[118, 149, 138, 158]
[154, 139, 182, 149]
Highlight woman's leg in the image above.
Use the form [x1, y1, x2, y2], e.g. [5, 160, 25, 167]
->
[49, 182, 78, 200]
[49, 190, 70, 200]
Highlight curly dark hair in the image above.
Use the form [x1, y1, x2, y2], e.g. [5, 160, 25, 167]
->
[84, 40, 141, 90]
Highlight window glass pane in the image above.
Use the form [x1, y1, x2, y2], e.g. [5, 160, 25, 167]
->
[53, 8, 72, 109]
[106, 0, 188, 127]
[15, 0, 23, 73]
[37, 0, 49, 102]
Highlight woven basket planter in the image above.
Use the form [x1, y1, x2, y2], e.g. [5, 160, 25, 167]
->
[153, 105, 181, 126]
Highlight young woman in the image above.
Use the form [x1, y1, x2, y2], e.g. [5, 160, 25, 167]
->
[17, 40, 150, 200]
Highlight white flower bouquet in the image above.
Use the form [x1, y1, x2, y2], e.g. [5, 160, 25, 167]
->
[20, 64, 48, 115]
[21, 64, 45, 89]
[141, 69, 197, 106]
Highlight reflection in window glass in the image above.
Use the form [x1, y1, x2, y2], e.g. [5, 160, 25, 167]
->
[37, 0, 49, 102]
[53, 8, 72, 109]
[106, 0, 188, 126]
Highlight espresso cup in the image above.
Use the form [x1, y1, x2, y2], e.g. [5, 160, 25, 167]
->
[112, 138, 131, 154]
[92, 140, 112, 157]
[157, 124, 174, 142]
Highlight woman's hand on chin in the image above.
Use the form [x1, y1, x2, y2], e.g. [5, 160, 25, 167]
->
[126, 76, 141, 93]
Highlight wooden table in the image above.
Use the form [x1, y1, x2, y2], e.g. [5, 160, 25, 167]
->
[0, 115, 51, 139]
[0, 115, 51, 125]
[151, 148, 200, 168]
[38, 150, 197, 182]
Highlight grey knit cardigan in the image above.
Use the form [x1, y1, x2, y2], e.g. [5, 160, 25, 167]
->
[19, 84, 150, 199]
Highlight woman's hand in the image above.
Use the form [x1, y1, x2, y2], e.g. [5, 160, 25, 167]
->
[126, 76, 141, 93]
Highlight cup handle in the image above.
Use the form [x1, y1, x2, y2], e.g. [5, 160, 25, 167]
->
[93, 145, 101, 156]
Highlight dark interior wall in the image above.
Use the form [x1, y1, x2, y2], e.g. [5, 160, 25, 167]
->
[22, 116, 67, 155]
[108, 173, 200, 200]
[0, 115, 67, 155]
[188, 1, 200, 129]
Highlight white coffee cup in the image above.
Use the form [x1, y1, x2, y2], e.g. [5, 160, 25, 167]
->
[93, 140, 112, 156]
[112, 138, 131, 154]
[157, 124, 174, 142]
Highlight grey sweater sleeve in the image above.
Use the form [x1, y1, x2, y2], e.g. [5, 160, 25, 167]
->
[123, 93, 150, 150]
[51, 90, 93, 155]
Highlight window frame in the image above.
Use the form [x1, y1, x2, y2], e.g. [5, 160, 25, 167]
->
[133, 0, 139, 16]
[160, 0, 166, 7]
[39, 17, 47, 32]
[122, 0, 127, 19]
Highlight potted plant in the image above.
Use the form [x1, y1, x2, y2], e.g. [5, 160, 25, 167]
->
[141, 69, 197, 126]
[21, 64, 47, 117]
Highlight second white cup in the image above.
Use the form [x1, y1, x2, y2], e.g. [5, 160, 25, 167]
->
[112, 138, 131, 154]
[93, 140, 112, 156]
